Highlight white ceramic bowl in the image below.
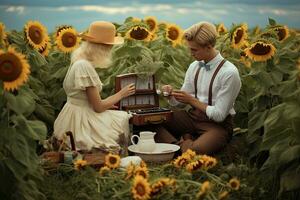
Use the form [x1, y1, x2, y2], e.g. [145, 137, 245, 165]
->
[128, 143, 180, 163]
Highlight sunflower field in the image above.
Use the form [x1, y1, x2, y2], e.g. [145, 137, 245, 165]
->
[0, 16, 300, 200]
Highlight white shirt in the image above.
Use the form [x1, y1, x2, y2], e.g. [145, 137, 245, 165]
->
[169, 53, 241, 122]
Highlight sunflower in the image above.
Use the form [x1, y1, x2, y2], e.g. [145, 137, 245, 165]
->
[56, 27, 80, 53]
[74, 159, 87, 170]
[125, 163, 136, 180]
[54, 25, 73, 38]
[151, 178, 176, 196]
[201, 155, 218, 170]
[231, 24, 248, 49]
[217, 23, 227, 35]
[173, 155, 190, 168]
[0, 47, 30, 91]
[244, 41, 276, 62]
[166, 23, 183, 47]
[39, 35, 51, 56]
[274, 25, 289, 41]
[186, 158, 204, 172]
[218, 191, 229, 200]
[228, 178, 240, 190]
[140, 160, 147, 168]
[131, 175, 151, 200]
[99, 166, 111, 176]
[125, 26, 152, 42]
[135, 166, 149, 179]
[197, 181, 211, 199]
[144, 16, 158, 33]
[182, 149, 196, 159]
[24, 21, 48, 50]
[0, 22, 7, 44]
[104, 153, 121, 169]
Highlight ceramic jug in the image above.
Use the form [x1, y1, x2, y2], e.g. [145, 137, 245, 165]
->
[131, 131, 156, 152]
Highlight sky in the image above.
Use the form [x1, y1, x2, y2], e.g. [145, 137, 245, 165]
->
[0, 0, 300, 32]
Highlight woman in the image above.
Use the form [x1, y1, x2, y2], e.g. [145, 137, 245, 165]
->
[53, 21, 135, 153]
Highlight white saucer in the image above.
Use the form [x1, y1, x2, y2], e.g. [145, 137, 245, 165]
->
[128, 143, 180, 163]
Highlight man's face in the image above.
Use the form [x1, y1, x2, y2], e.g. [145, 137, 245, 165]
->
[187, 40, 209, 61]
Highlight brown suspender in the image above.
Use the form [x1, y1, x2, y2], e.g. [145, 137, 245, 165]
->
[194, 59, 227, 106]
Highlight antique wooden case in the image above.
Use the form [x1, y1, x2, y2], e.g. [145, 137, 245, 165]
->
[115, 73, 173, 126]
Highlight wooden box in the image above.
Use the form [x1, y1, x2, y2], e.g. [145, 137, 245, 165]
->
[115, 73, 173, 126]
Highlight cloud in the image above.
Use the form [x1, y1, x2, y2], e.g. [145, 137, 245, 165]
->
[50, 4, 173, 15]
[5, 6, 25, 14]
[258, 7, 288, 16]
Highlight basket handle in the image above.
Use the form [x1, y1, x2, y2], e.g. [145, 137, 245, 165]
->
[66, 131, 76, 151]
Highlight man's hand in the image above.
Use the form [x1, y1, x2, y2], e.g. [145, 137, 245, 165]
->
[171, 90, 195, 104]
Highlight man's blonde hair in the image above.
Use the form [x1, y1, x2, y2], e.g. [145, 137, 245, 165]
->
[184, 21, 218, 47]
[71, 41, 112, 68]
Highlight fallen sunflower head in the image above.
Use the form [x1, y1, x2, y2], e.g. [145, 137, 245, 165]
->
[104, 153, 121, 169]
[131, 175, 151, 200]
[74, 159, 87, 170]
[228, 177, 240, 190]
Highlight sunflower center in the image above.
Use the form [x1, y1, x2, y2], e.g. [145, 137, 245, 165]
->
[29, 25, 43, 44]
[109, 156, 117, 164]
[136, 183, 146, 196]
[130, 27, 149, 40]
[168, 27, 179, 40]
[275, 28, 286, 41]
[231, 182, 237, 188]
[62, 32, 77, 48]
[146, 20, 155, 31]
[0, 53, 22, 82]
[234, 28, 243, 44]
[250, 43, 271, 55]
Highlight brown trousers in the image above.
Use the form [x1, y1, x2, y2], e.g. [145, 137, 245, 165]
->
[154, 109, 233, 155]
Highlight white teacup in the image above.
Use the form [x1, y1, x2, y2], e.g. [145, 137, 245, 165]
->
[131, 131, 156, 152]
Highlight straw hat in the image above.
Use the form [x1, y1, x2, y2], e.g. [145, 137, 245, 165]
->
[78, 21, 124, 45]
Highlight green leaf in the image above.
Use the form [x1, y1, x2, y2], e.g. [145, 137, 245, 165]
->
[279, 145, 300, 166]
[248, 110, 268, 133]
[5, 87, 37, 116]
[34, 100, 55, 125]
[12, 115, 47, 140]
[280, 166, 300, 193]
[268, 18, 277, 26]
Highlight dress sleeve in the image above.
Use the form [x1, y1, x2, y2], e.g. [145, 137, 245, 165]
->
[73, 60, 102, 90]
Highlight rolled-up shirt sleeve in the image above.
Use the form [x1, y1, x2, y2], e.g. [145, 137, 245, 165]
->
[205, 69, 241, 122]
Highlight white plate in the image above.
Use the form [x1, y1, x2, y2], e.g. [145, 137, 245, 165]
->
[128, 143, 180, 163]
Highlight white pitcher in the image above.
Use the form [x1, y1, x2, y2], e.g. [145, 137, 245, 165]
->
[131, 131, 156, 152]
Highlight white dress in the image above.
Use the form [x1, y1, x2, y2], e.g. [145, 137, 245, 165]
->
[53, 59, 131, 152]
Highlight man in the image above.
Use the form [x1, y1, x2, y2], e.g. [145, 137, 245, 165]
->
[155, 21, 241, 155]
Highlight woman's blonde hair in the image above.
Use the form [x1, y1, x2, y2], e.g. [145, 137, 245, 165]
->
[71, 41, 113, 68]
[184, 21, 218, 47]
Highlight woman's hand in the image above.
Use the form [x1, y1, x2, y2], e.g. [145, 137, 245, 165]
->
[119, 83, 135, 98]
